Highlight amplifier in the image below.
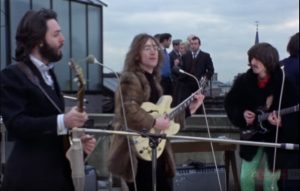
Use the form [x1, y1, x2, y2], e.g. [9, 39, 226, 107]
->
[174, 165, 227, 191]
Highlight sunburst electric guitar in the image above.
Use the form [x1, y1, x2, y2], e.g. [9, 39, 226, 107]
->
[133, 77, 208, 161]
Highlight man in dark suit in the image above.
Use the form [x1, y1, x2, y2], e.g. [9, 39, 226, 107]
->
[178, 36, 214, 112]
[0, 9, 95, 191]
[169, 39, 183, 107]
[159, 33, 173, 95]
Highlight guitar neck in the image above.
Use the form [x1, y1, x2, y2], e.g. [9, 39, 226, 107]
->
[77, 86, 85, 112]
[167, 77, 207, 119]
[260, 104, 299, 121]
[168, 90, 198, 119]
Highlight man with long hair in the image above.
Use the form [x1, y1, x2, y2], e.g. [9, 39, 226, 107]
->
[0, 8, 95, 191]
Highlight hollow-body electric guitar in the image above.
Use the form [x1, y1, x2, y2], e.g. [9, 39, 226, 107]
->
[133, 77, 207, 161]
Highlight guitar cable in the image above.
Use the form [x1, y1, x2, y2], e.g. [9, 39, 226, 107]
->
[178, 69, 223, 191]
[87, 55, 138, 191]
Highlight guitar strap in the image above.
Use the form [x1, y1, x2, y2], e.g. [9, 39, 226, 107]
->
[16, 62, 63, 113]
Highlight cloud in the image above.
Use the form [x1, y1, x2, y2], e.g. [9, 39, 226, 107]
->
[103, 0, 299, 82]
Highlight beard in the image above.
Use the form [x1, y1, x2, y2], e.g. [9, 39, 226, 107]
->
[39, 40, 63, 63]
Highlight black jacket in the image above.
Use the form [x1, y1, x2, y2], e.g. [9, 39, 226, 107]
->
[224, 66, 298, 169]
[0, 61, 73, 191]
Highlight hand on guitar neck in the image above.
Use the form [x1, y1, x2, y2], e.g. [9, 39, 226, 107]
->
[189, 93, 205, 114]
[267, 110, 282, 127]
[67, 59, 96, 154]
[64, 106, 88, 129]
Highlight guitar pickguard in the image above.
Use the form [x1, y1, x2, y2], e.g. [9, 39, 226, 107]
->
[132, 95, 180, 161]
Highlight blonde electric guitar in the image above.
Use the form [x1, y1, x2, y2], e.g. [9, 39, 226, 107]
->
[133, 77, 208, 161]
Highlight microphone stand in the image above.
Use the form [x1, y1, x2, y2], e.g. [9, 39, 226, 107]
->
[79, 127, 299, 191]
[74, 128, 167, 191]
[178, 69, 224, 190]
[79, 128, 299, 150]
[0, 116, 5, 183]
[87, 57, 138, 191]
[75, 126, 299, 191]
[140, 130, 167, 191]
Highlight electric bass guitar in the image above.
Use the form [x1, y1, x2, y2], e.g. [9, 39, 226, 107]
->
[241, 104, 299, 140]
[133, 77, 208, 161]
[68, 59, 85, 113]
[67, 60, 87, 191]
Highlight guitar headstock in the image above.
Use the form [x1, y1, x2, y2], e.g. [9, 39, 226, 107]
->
[68, 59, 86, 87]
[199, 76, 208, 92]
[68, 59, 85, 112]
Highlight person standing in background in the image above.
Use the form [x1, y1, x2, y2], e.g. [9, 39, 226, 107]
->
[186, 34, 196, 51]
[169, 39, 183, 107]
[179, 35, 214, 113]
[0, 8, 96, 191]
[280, 32, 299, 97]
[169, 39, 183, 72]
[159, 33, 173, 95]
[278, 32, 299, 191]
[179, 41, 188, 56]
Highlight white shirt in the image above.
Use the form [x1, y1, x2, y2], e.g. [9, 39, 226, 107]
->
[30, 55, 54, 87]
[29, 55, 68, 135]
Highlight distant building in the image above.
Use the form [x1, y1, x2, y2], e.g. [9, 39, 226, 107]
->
[0, 0, 107, 92]
[206, 73, 231, 97]
[255, 21, 260, 44]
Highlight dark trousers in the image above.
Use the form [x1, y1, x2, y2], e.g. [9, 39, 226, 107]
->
[160, 76, 173, 96]
[127, 158, 173, 191]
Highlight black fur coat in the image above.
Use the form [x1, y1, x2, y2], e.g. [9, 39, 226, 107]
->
[225, 66, 298, 169]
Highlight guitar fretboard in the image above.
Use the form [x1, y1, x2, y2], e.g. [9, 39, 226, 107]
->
[167, 76, 207, 119]
[168, 91, 198, 119]
[259, 104, 299, 121]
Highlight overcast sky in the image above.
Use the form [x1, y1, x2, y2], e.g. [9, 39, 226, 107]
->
[102, 0, 299, 83]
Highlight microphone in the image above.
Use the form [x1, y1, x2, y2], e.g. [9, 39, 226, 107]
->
[270, 64, 286, 186]
[177, 68, 224, 190]
[86, 55, 128, 128]
[86, 55, 101, 65]
[177, 68, 201, 91]
[87, 54, 137, 190]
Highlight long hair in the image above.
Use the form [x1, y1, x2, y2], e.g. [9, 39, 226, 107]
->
[123, 33, 163, 78]
[15, 8, 57, 62]
[247, 42, 279, 73]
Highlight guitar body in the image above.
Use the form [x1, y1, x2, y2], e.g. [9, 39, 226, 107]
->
[132, 95, 180, 161]
[256, 109, 269, 133]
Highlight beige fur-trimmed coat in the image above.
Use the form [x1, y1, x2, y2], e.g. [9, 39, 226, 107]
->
[107, 70, 176, 182]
